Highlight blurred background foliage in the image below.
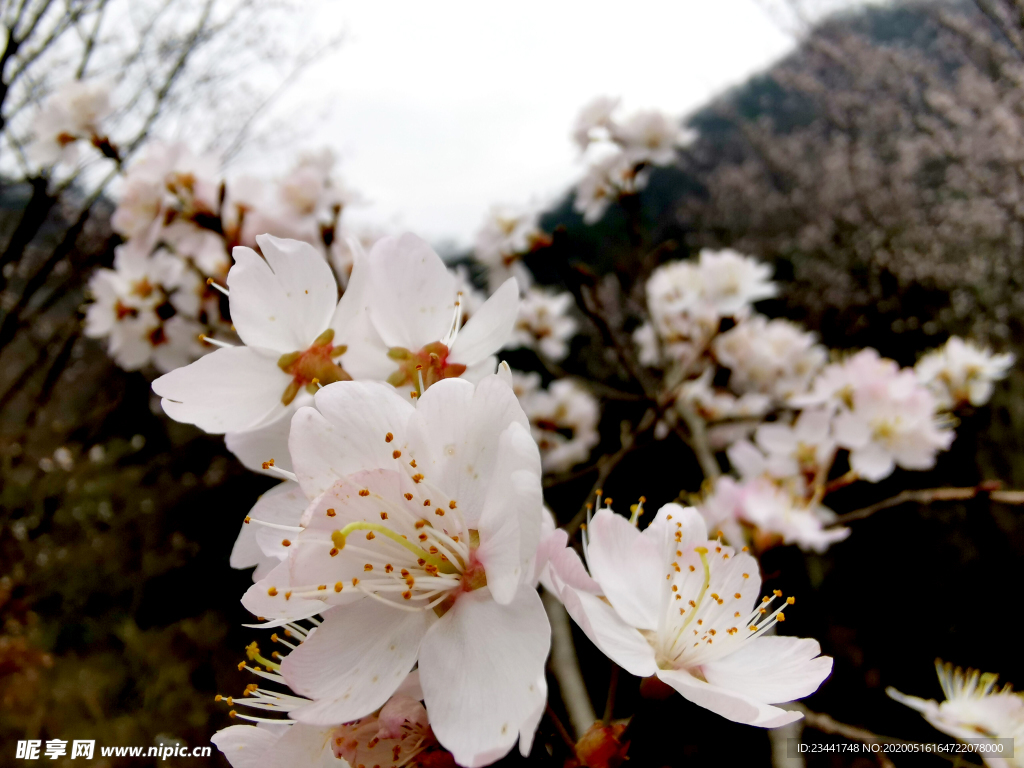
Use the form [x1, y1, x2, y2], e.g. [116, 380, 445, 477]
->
[3, 0, 1024, 765]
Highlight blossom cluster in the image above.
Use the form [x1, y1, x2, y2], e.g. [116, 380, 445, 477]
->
[635, 250, 1013, 554]
[61, 80, 1022, 766]
[571, 97, 692, 222]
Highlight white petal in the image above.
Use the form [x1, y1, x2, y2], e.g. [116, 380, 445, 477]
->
[519, 673, 548, 758]
[410, 375, 532, 526]
[329, 254, 393, 380]
[701, 636, 833, 703]
[450, 277, 519, 365]
[211, 725, 282, 768]
[290, 383, 415, 498]
[226, 411, 295, 475]
[283, 602, 429, 725]
[153, 347, 289, 434]
[230, 481, 307, 571]
[367, 233, 455, 350]
[656, 667, 805, 728]
[267, 723, 341, 767]
[419, 587, 550, 768]
[228, 238, 337, 352]
[477, 467, 543, 604]
[849, 443, 895, 482]
[241, 561, 332, 624]
[832, 411, 870, 449]
[586, 509, 667, 631]
[647, 503, 707, 546]
[556, 575, 659, 678]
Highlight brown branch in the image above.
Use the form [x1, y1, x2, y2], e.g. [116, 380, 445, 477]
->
[831, 484, 1024, 526]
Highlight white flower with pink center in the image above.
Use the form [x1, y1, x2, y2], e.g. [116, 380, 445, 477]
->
[241, 377, 549, 767]
[549, 503, 832, 727]
[152, 234, 389, 435]
[363, 233, 520, 396]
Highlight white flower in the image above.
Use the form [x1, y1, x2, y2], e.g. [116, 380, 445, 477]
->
[574, 153, 637, 224]
[152, 235, 387, 434]
[230, 481, 309, 581]
[800, 349, 954, 482]
[508, 287, 578, 361]
[698, 472, 850, 554]
[549, 504, 833, 726]
[472, 206, 548, 291]
[112, 142, 220, 243]
[916, 337, 1015, 410]
[888, 662, 1024, 767]
[643, 250, 776, 369]
[572, 95, 621, 151]
[212, 672, 451, 768]
[713, 317, 827, 401]
[84, 242, 205, 372]
[242, 377, 549, 767]
[612, 109, 686, 166]
[363, 233, 520, 396]
[512, 371, 601, 473]
[678, 369, 772, 424]
[694, 250, 777, 317]
[753, 409, 836, 480]
[29, 80, 111, 166]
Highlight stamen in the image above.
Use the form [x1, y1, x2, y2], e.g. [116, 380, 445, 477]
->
[206, 278, 230, 296]
[199, 335, 236, 349]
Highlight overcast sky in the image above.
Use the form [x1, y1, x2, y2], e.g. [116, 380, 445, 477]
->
[256, 1, 847, 248]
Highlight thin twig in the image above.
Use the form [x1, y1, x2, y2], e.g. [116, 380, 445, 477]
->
[675, 401, 721, 481]
[542, 588, 596, 740]
[831, 485, 1024, 526]
[545, 703, 577, 752]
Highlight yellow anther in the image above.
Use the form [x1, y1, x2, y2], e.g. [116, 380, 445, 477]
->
[359, 489, 370, 497]
[787, 596, 795, 605]
[326, 508, 336, 517]
[334, 582, 343, 592]
[267, 587, 278, 596]
[385, 433, 394, 442]
[393, 450, 402, 458]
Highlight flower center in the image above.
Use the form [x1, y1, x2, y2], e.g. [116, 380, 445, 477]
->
[386, 341, 466, 396]
[277, 328, 351, 405]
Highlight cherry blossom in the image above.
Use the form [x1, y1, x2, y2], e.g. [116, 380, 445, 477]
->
[549, 503, 832, 727]
[799, 350, 953, 481]
[472, 206, 549, 291]
[152, 234, 387, 434]
[84, 241, 205, 372]
[508, 287, 578, 362]
[915, 336, 1015, 410]
[212, 673, 453, 768]
[243, 377, 549, 767]
[363, 233, 520, 397]
[888, 662, 1024, 767]
[29, 80, 111, 166]
[512, 371, 600, 473]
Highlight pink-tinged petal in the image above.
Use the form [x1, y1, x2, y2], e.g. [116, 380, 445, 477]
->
[701, 636, 832, 704]
[212, 725, 283, 768]
[555, 576, 659, 678]
[230, 481, 307, 571]
[367, 233, 455, 350]
[419, 587, 550, 768]
[549, 541, 601, 595]
[450, 277, 519, 365]
[586, 509, 667, 631]
[411, 375, 532, 526]
[153, 346, 289, 433]
[377, 695, 428, 739]
[290, 383, 415, 498]
[849, 443, 895, 482]
[656, 667, 804, 728]
[283, 602, 430, 725]
[228, 238, 337, 351]
[226, 411, 295, 476]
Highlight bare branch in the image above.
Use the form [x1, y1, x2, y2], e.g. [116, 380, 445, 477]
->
[831, 485, 1024, 526]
